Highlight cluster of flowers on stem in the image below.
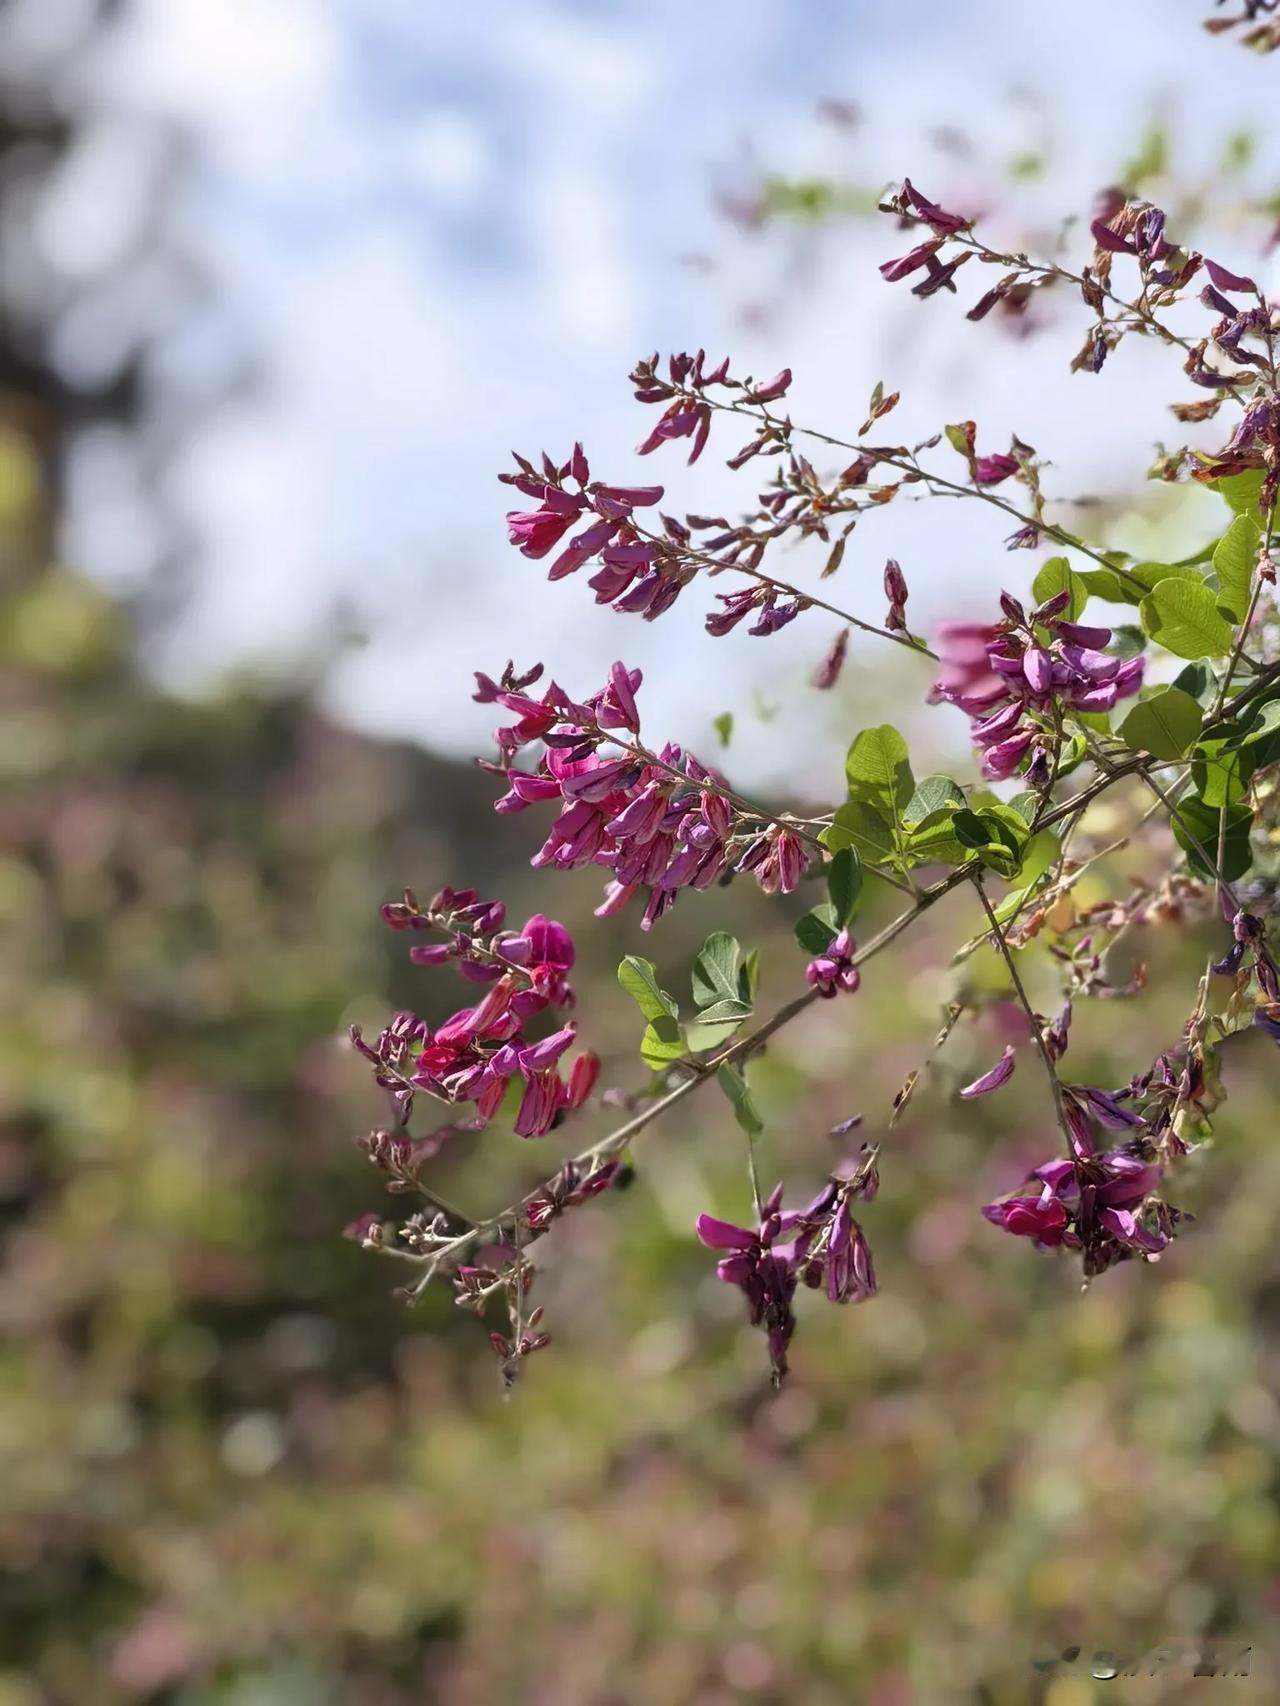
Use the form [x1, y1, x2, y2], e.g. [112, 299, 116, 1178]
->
[931, 589, 1144, 781]
[880, 181, 1280, 497]
[697, 1160, 878, 1384]
[476, 658, 809, 927]
[341, 43, 1280, 1391]
[350, 885, 598, 1139]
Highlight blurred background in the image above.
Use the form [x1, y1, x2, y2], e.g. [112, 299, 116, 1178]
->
[4, 1, 1280, 1700]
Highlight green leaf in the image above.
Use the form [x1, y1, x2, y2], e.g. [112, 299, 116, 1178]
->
[1074, 709, 1113, 736]
[691, 932, 743, 1009]
[1240, 699, 1280, 747]
[1140, 578, 1236, 660]
[822, 800, 897, 864]
[905, 809, 971, 869]
[640, 1019, 688, 1071]
[1172, 661, 1215, 703]
[694, 997, 752, 1024]
[980, 802, 1034, 847]
[1006, 791, 1040, 825]
[1192, 736, 1257, 808]
[1031, 556, 1085, 620]
[1076, 565, 1143, 605]
[794, 906, 838, 954]
[1054, 732, 1089, 778]
[618, 956, 679, 1025]
[1212, 514, 1260, 624]
[1128, 559, 1205, 595]
[949, 804, 1028, 878]
[953, 809, 995, 850]
[826, 846, 863, 925]
[684, 1019, 740, 1054]
[1117, 687, 1204, 760]
[738, 948, 761, 1004]
[1109, 624, 1146, 660]
[717, 1063, 763, 1138]
[991, 831, 1060, 924]
[1019, 829, 1060, 886]
[844, 723, 914, 810]
[712, 711, 734, 749]
[1171, 796, 1252, 881]
[1211, 469, 1265, 520]
[905, 774, 966, 823]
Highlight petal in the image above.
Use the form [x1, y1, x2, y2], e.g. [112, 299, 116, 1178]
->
[959, 1045, 1017, 1099]
[696, 1213, 756, 1251]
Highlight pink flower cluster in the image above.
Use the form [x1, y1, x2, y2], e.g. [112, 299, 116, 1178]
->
[804, 929, 861, 998]
[931, 588, 1144, 781]
[499, 356, 801, 633]
[630, 348, 792, 466]
[697, 1170, 877, 1383]
[352, 887, 599, 1138]
[477, 660, 808, 928]
[501, 443, 680, 619]
[983, 1144, 1174, 1277]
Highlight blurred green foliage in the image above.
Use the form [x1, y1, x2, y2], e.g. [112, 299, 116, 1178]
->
[3, 426, 1280, 1703]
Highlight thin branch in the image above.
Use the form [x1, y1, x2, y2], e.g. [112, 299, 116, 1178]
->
[972, 874, 1078, 1169]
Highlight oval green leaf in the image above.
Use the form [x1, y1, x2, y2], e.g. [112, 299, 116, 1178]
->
[1139, 578, 1236, 660]
[1117, 687, 1204, 760]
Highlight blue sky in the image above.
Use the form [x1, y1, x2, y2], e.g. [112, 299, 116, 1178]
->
[41, 0, 1280, 787]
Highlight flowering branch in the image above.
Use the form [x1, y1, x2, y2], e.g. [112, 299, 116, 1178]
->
[340, 57, 1280, 1387]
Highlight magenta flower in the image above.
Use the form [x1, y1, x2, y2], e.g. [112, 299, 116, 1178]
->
[983, 1134, 1178, 1276]
[811, 628, 850, 690]
[930, 595, 1145, 782]
[749, 367, 793, 403]
[883, 559, 910, 632]
[982, 1193, 1069, 1244]
[887, 177, 972, 236]
[959, 1044, 1016, 1099]
[696, 1198, 799, 1384]
[879, 238, 943, 282]
[354, 888, 597, 1141]
[805, 929, 861, 998]
[479, 661, 802, 925]
[972, 452, 1020, 486]
[506, 503, 583, 560]
[696, 1175, 877, 1382]
[822, 1197, 877, 1303]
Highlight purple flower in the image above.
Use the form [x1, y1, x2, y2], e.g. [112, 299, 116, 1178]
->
[899, 178, 971, 236]
[973, 453, 1020, 487]
[812, 628, 850, 690]
[823, 1198, 877, 1303]
[982, 729, 1036, 780]
[696, 1203, 799, 1384]
[883, 559, 910, 632]
[805, 929, 861, 998]
[984, 1138, 1176, 1274]
[931, 594, 1143, 779]
[959, 1044, 1016, 1099]
[1205, 257, 1257, 294]
[749, 368, 793, 403]
[506, 500, 584, 560]
[982, 1193, 1070, 1244]
[697, 1175, 878, 1380]
[1022, 646, 1053, 693]
[880, 239, 943, 281]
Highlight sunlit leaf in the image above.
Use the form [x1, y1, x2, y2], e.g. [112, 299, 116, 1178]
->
[1140, 578, 1235, 660]
[1212, 514, 1260, 624]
